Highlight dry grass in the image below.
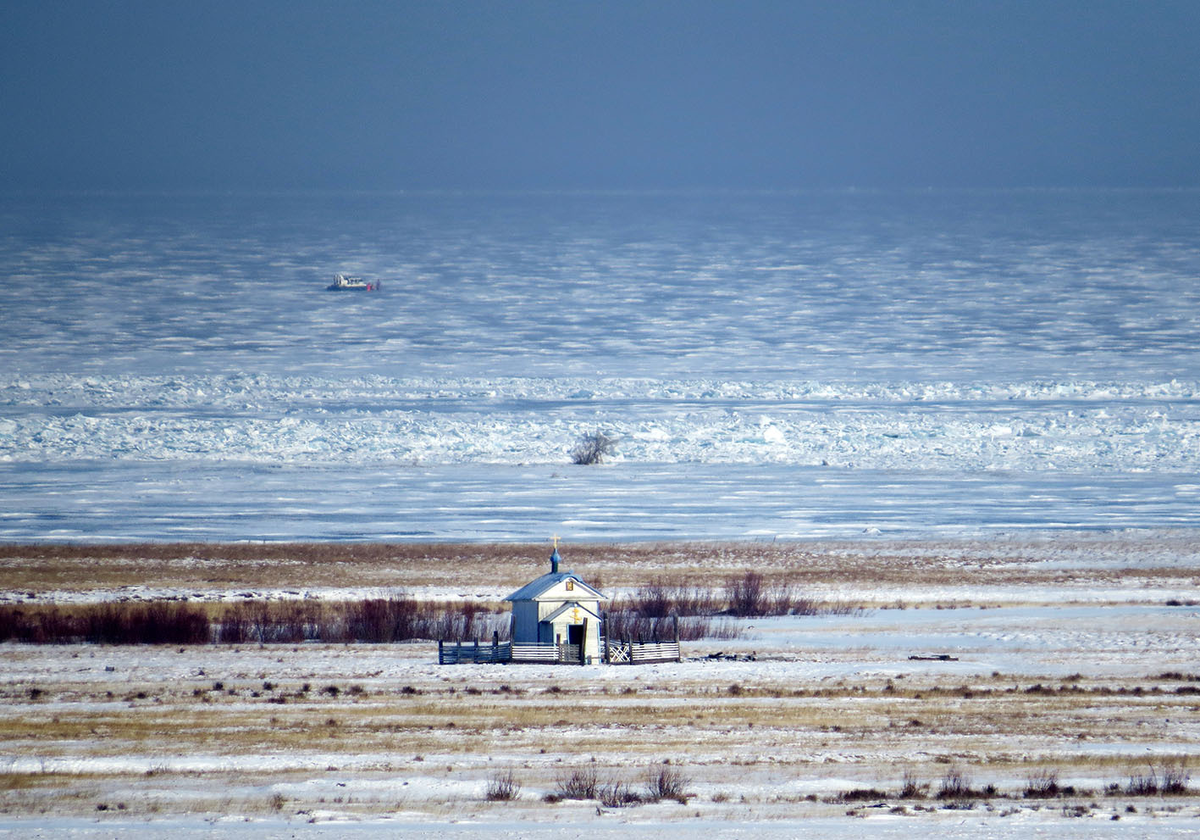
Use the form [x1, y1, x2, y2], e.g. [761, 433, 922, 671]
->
[2, 538, 1193, 599]
[4, 667, 1197, 767]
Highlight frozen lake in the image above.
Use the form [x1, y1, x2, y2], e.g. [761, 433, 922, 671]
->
[1, 190, 1197, 541]
[2, 460, 1198, 542]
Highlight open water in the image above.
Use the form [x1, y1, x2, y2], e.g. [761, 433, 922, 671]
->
[1, 190, 1197, 541]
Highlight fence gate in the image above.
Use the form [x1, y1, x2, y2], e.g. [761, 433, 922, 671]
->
[605, 640, 680, 664]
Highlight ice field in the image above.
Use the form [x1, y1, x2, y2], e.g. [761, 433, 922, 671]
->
[1, 190, 1198, 541]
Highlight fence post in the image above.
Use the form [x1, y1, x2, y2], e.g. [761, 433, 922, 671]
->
[473, 638, 479, 664]
[438, 639, 444, 665]
[674, 615, 681, 662]
[492, 631, 499, 663]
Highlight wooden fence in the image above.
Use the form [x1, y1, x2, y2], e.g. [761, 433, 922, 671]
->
[606, 640, 681, 664]
[438, 636, 680, 665]
[512, 643, 581, 664]
[438, 638, 511, 664]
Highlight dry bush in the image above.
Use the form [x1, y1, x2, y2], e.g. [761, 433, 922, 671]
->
[485, 770, 521, 801]
[1162, 761, 1191, 794]
[0, 597, 508, 645]
[605, 574, 732, 640]
[0, 602, 211, 645]
[604, 569, 850, 640]
[603, 610, 744, 642]
[1127, 762, 1190, 796]
[571, 430, 618, 465]
[727, 571, 766, 617]
[624, 578, 719, 618]
[725, 571, 813, 617]
[936, 767, 975, 800]
[899, 769, 927, 799]
[644, 763, 690, 804]
[1023, 768, 1062, 798]
[307, 597, 506, 643]
[834, 788, 889, 803]
[555, 767, 599, 800]
[336, 598, 495, 643]
[599, 779, 640, 808]
[217, 601, 324, 644]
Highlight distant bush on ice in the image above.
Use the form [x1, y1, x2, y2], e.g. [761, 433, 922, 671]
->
[571, 429, 618, 465]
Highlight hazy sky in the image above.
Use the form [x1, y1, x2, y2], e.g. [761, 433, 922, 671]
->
[2, 0, 1198, 191]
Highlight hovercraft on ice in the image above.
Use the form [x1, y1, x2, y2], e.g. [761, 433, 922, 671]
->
[326, 273, 381, 291]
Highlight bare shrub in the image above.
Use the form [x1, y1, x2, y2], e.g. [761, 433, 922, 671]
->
[602, 611, 734, 642]
[834, 788, 889, 803]
[625, 578, 718, 619]
[726, 571, 765, 617]
[83, 602, 210, 645]
[644, 763, 690, 804]
[223, 597, 506, 645]
[1024, 768, 1061, 798]
[485, 770, 521, 801]
[724, 571, 815, 617]
[1162, 761, 1190, 794]
[599, 779, 641, 808]
[606, 575, 732, 641]
[555, 767, 599, 800]
[763, 577, 799, 615]
[0, 597, 512, 645]
[1128, 762, 1190, 796]
[1128, 767, 1159, 796]
[604, 569, 854, 640]
[571, 430, 618, 465]
[217, 601, 324, 644]
[936, 767, 975, 800]
[899, 769, 927, 799]
[626, 579, 673, 619]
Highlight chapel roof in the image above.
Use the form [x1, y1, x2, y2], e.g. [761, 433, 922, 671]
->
[503, 548, 607, 602]
[504, 571, 606, 602]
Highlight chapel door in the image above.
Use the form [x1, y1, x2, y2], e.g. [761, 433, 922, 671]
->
[567, 624, 584, 646]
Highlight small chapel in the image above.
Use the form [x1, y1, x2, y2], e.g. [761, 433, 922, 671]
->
[504, 543, 607, 662]
[437, 541, 681, 665]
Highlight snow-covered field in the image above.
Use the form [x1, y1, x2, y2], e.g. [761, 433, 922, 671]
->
[2, 538, 1200, 837]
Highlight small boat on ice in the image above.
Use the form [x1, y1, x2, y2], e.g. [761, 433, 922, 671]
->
[326, 273, 381, 291]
